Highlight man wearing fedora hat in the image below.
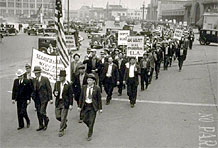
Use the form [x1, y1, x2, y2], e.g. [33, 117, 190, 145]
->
[53, 70, 73, 137]
[78, 73, 102, 141]
[32, 66, 53, 131]
[72, 64, 89, 123]
[12, 69, 32, 130]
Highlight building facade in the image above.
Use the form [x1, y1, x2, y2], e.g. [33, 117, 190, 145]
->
[0, 0, 55, 19]
[127, 9, 143, 20]
[106, 4, 127, 21]
[184, 0, 218, 26]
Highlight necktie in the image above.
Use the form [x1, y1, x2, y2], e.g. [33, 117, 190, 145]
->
[88, 87, 92, 100]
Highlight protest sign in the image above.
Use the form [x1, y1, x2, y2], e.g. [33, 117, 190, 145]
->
[65, 35, 76, 51]
[31, 48, 70, 83]
[173, 29, 183, 40]
[127, 36, 144, 57]
[118, 30, 130, 45]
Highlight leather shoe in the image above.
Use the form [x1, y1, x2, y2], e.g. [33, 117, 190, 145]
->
[130, 104, 134, 108]
[17, 127, 24, 130]
[43, 118, 49, 131]
[27, 123, 30, 128]
[58, 131, 64, 137]
[87, 136, 92, 141]
[78, 119, 83, 123]
[36, 127, 44, 131]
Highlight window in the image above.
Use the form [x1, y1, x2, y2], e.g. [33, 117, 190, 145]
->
[30, 3, 35, 8]
[23, 10, 29, 15]
[23, 0, 29, 2]
[30, 0, 35, 2]
[16, 3, 21, 8]
[0, 9, 6, 16]
[30, 10, 35, 15]
[206, 31, 211, 34]
[0, 2, 6, 7]
[23, 3, 28, 8]
[8, 2, 14, 7]
[16, 10, 22, 15]
[8, 9, 14, 15]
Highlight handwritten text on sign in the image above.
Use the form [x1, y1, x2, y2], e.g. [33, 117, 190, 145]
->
[127, 36, 144, 57]
[118, 30, 130, 45]
[31, 49, 65, 83]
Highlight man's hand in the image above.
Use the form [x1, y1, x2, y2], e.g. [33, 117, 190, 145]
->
[117, 81, 120, 85]
[123, 81, 126, 85]
[54, 91, 58, 96]
[69, 105, 73, 111]
[77, 107, 81, 112]
[12, 100, 16, 104]
[50, 100, 53, 104]
[27, 100, 31, 105]
[98, 110, 103, 114]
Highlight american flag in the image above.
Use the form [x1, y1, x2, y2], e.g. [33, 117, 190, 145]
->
[55, 0, 69, 68]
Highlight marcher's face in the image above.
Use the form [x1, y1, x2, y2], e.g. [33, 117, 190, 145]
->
[34, 72, 41, 78]
[26, 67, 31, 73]
[91, 51, 96, 56]
[18, 75, 23, 80]
[79, 69, 85, 74]
[74, 55, 80, 61]
[87, 78, 95, 85]
[108, 57, 113, 63]
[130, 59, 135, 64]
[59, 76, 65, 82]
[118, 53, 123, 58]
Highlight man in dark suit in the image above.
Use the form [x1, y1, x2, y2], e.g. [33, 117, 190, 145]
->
[72, 64, 89, 123]
[53, 70, 73, 137]
[12, 69, 32, 130]
[98, 51, 108, 92]
[114, 52, 127, 96]
[123, 57, 140, 108]
[101, 56, 119, 105]
[71, 53, 82, 82]
[139, 52, 150, 91]
[78, 74, 102, 141]
[32, 66, 53, 131]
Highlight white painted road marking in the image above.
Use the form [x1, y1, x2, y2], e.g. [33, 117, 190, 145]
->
[7, 91, 217, 107]
[102, 97, 218, 107]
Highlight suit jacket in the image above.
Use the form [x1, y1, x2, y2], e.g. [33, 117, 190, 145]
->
[79, 85, 102, 112]
[32, 76, 52, 104]
[72, 73, 89, 97]
[114, 58, 127, 80]
[12, 78, 32, 101]
[71, 61, 82, 81]
[124, 63, 140, 85]
[100, 63, 119, 85]
[53, 81, 73, 109]
[83, 56, 101, 74]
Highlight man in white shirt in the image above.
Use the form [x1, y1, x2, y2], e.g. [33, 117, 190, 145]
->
[101, 57, 119, 105]
[123, 57, 139, 108]
[53, 70, 73, 137]
[78, 74, 102, 141]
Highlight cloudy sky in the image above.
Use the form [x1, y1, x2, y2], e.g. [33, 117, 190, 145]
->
[67, 0, 150, 10]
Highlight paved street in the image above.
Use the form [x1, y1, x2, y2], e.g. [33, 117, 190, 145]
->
[0, 29, 218, 147]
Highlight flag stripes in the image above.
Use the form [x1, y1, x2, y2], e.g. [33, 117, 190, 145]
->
[55, 0, 69, 68]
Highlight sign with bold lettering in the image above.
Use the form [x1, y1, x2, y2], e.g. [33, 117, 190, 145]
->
[118, 30, 130, 45]
[173, 29, 183, 40]
[127, 36, 144, 57]
[65, 35, 76, 50]
[31, 49, 69, 83]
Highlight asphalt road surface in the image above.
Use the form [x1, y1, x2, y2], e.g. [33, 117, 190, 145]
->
[0, 29, 217, 148]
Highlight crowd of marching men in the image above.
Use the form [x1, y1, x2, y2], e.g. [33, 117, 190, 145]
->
[11, 26, 195, 140]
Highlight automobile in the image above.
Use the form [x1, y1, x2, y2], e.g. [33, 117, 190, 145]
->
[38, 37, 56, 54]
[27, 28, 38, 36]
[84, 26, 99, 33]
[5, 27, 18, 35]
[44, 28, 57, 37]
[0, 29, 9, 36]
[89, 33, 105, 49]
[38, 28, 45, 36]
[199, 29, 218, 45]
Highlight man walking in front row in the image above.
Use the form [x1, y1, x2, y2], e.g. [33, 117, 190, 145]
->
[12, 69, 31, 130]
[32, 66, 53, 131]
[124, 57, 140, 108]
[78, 74, 102, 141]
[53, 70, 73, 137]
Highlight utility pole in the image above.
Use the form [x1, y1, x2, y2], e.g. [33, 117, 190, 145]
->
[67, 0, 70, 33]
